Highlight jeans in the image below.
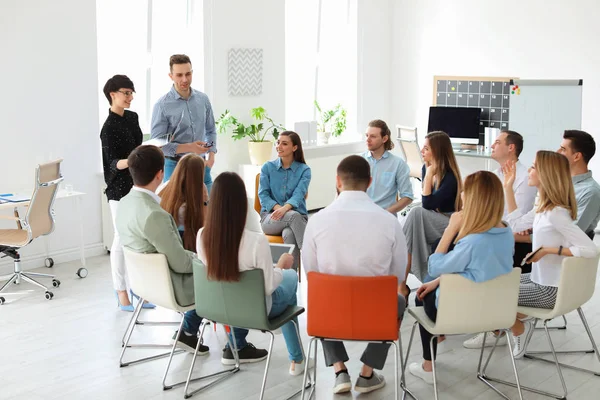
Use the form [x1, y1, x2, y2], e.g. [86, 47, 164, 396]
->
[164, 158, 213, 194]
[415, 290, 438, 361]
[269, 269, 303, 362]
[183, 310, 251, 350]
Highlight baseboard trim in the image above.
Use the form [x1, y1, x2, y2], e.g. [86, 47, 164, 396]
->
[0, 243, 107, 276]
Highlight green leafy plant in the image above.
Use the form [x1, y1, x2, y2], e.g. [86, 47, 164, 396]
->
[314, 100, 347, 137]
[216, 107, 284, 142]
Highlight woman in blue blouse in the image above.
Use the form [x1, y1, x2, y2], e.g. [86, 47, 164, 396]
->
[408, 171, 514, 384]
[259, 131, 311, 270]
[400, 131, 463, 298]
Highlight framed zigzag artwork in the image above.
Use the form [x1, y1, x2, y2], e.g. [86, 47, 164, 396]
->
[228, 48, 263, 96]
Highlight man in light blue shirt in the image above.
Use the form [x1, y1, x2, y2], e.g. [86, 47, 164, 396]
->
[361, 119, 413, 214]
[150, 54, 217, 191]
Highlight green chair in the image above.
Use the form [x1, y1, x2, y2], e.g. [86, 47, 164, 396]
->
[184, 265, 309, 399]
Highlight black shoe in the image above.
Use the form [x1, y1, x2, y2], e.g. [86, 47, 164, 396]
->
[221, 342, 268, 365]
[172, 330, 209, 355]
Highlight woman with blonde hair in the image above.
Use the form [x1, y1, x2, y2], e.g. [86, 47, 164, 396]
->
[503, 150, 597, 358]
[408, 171, 514, 384]
[400, 131, 463, 298]
[158, 153, 207, 252]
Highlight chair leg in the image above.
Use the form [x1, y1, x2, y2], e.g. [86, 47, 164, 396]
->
[0, 273, 18, 293]
[301, 337, 319, 400]
[391, 340, 400, 400]
[535, 314, 567, 331]
[258, 331, 276, 400]
[429, 336, 439, 400]
[479, 321, 569, 399]
[20, 274, 49, 291]
[22, 271, 55, 279]
[400, 322, 419, 400]
[181, 324, 240, 398]
[162, 313, 189, 389]
[119, 298, 184, 367]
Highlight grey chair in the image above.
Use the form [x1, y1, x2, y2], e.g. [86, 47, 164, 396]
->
[0, 159, 64, 304]
[185, 265, 309, 399]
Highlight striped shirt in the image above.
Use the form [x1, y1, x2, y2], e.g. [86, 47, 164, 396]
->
[150, 86, 217, 157]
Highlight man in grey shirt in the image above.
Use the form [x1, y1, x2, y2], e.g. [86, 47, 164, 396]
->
[558, 129, 600, 237]
[151, 54, 217, 191]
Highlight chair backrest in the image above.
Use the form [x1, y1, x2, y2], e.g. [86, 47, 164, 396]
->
[397, 139, 423, 180]
[193, 265, 270, 330]
[123, 248, 181, 310]
[552, 255, 600, 317]
[26, 159, 63, 239]
[306, 272, 399, 341]
[254, 173, 261, 214]
[435, 268, 521, 334]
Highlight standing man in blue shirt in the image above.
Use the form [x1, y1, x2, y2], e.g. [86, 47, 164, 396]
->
[361, 119, 414, 215]
[151, 54, 217, 192]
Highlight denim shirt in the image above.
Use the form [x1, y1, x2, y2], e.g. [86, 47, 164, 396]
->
[362, 150, 414, 211]
[259, 159, 311, 215]
[150, 86, 217, 157]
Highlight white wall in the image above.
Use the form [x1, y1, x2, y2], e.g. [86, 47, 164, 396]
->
[392, 0, 600, 173]
[0, 0, 104, 274]
[204, 0, 285, 176]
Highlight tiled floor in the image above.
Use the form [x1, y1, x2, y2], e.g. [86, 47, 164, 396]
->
[1, 254, 600, 399]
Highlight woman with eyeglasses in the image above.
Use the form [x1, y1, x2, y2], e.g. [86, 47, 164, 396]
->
[100, 75, 145, 312]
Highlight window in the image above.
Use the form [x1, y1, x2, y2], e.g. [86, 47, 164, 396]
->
[285, 0, 358, 141]
[96, 0, 204, 133]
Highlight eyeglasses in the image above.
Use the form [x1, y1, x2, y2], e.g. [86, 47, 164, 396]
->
[118, 90, 134, 96]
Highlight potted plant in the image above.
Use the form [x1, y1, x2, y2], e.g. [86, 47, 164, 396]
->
[216, 107, 285, 165]
[314, 100, 347, 145]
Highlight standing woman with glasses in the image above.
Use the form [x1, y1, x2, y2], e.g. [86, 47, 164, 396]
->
[100, 75, 150, 312]
[259, 131, 312, 270]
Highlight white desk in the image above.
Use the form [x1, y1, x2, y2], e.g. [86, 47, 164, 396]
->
[0, 191, 88, 277]
[453, 149, 495, 176]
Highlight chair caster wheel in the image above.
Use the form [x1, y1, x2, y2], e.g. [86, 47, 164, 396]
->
[0, 297, 5, 305]
[45, 257, 54, 268]
[45, 291, 54, 300]
[52, 279, 61, 288]
[76, 268, 88, 278]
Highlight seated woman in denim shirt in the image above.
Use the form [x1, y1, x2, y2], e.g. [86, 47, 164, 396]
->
[408, 171, 514, 385]
[259, 131, 312, 270]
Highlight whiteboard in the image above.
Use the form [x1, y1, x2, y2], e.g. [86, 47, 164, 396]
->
[509, 79, 582, 167]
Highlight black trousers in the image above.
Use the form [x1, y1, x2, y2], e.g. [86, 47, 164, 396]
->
[415, 290, 438, 361]
[513, 242, 532, 274]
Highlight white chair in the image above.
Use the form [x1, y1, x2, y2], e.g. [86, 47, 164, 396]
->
[396, 125, 423, 182]
[0, 159, 64, 303]
[121, 248, 214, 392]
[403, 269, 523, 400]
[481, 256, 600, 400]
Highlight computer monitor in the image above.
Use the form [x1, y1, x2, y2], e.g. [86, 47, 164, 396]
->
[427, 107, 481, 145]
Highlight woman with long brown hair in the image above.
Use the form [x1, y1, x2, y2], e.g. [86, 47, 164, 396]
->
[408, 171, 513, 384]
[158, 153, 207, 252]
[197, 172, 309, 375]
[503, 151, 597, 359]
[400, 131, 463, 298]
[259, 131, 311, 270]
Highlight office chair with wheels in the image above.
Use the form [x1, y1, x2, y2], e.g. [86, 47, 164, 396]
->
[0, 159, 64, 304]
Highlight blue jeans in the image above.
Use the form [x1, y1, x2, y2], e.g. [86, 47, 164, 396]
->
[164, 158, 213, 194]
[269, 269, 303, 362]
[183, 310, 251, 350]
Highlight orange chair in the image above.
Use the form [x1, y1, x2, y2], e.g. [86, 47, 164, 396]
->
[254, 173, 303, 282]
[300, 272, 404, 400]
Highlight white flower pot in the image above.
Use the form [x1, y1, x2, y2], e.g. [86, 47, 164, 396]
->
[248, 141, 273, 165]
[317, 131, 331, 146]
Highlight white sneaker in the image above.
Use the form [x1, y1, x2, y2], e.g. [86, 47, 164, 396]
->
[408, 362, 434, 385]
[463, 332, 508, 349]
[512, 319, 535, 359]
[289, 358, 315, 376]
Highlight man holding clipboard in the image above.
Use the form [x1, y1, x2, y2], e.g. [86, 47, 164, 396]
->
[150, 54, 217, 192]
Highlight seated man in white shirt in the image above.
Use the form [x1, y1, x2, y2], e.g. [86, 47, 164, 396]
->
[491, 130, 537, 218]
[302, 155, 408, 395]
